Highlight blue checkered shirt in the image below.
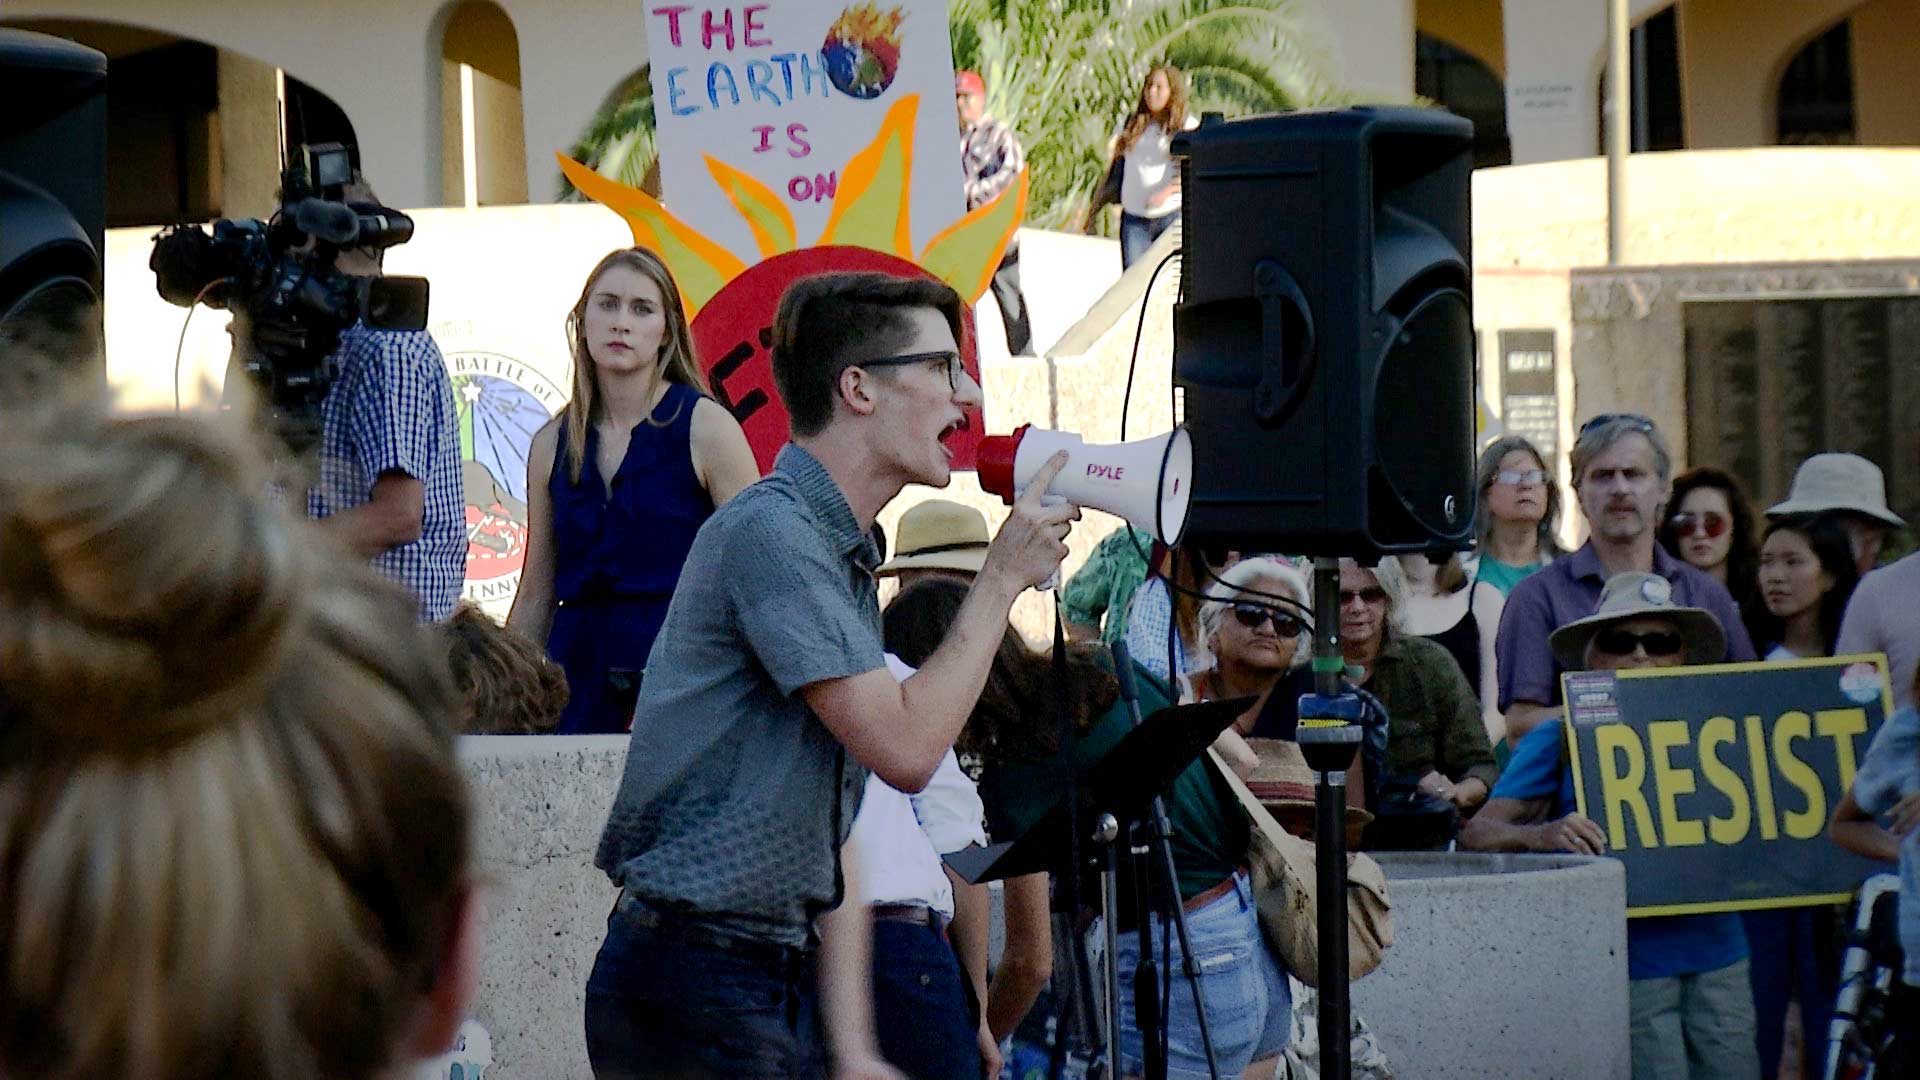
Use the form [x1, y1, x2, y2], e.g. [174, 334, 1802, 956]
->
[308, 323, 465, 621]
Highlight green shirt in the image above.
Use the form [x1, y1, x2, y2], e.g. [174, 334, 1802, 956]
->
[1474, 556, 1543, 598]
[1365, 633, 1501, 792]
[982, 664, 1246, 901]
[1060, 527, 1153, 645]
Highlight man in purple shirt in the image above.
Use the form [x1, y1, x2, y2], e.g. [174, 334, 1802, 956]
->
[1496, 414, 1756, 743]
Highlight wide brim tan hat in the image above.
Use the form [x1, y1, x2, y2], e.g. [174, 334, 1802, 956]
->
[877, 499, 991, 578]
[1766, 452, 1904, 527]
[1245, 738, 1373, 827]
[1548, 571, 1726, 670]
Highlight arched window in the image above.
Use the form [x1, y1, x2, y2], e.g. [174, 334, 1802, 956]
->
[1777, 20, 1854, 145]
[441, 0, 528, 205]
[0, 19, 359, 225]
[1415, 32, 1510, 168]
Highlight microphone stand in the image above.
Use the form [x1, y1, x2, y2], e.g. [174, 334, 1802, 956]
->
[1295, 556, 1366, 1079]
[1109, 641, 1220, 1080]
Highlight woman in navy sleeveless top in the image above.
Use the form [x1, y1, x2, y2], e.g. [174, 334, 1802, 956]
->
[508, 248, 759, 734]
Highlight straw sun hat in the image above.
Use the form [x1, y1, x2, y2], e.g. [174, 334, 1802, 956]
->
[1547, 571, 1726, 671]
[876, 499, 991, 578]
[1244, 737, 1374, 828]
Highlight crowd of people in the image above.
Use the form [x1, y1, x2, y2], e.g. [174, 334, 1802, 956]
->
[0, 77, 1914, 1080]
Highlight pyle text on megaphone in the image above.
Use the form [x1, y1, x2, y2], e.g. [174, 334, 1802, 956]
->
[977, 425, 1194, 547]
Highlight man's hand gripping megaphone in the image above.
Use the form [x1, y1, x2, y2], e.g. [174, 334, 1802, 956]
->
[977, 451, 1079, 595]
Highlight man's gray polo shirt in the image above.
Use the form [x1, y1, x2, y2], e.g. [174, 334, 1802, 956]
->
[594, 443, 885, 947]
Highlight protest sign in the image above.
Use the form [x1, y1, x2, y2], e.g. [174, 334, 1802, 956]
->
[556, 0, 1027, 471]
[1563, 654, 1893, 916]
[642, 0, 966, 265]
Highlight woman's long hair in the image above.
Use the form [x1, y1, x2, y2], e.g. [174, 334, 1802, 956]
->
[884, 577, 1117, 760]
[1473, 434, 1565, 561]
[0, 409, 471, 1079]
[1751, 514, 1860, 655]
[1658, 466, 1763, 639]
[1114, 64, 1189, 159]
[562, 247, 710, 485]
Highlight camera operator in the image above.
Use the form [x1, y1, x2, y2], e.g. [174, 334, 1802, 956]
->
[233, 172, 464, 622]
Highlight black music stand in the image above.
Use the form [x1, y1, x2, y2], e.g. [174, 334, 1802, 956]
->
[945, 695, 1252, 1080]
[944, 696, 1251, 886]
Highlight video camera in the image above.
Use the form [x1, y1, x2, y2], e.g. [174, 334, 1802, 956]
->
[149, 142, 430, 450]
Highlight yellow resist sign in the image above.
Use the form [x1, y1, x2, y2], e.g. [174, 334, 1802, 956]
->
[1562, 654, 1894, 917]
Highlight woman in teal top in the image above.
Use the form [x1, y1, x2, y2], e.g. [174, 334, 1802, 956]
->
[1473, 434, 1564, 596]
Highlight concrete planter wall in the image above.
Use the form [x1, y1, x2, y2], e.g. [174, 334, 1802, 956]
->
[460, 735, 628, 1080]
[455, 739, 1633, 1080]
[1352, 853, 1630, 1080]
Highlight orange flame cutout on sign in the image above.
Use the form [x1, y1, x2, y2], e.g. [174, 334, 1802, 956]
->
[556, 93, 1022, 313]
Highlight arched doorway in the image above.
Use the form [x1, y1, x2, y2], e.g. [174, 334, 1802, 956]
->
[1776, 20, 1854, 145]
[440, 0, 528, 206]
[1415, 31, 1510, 167]
[1, 18, 363, 224]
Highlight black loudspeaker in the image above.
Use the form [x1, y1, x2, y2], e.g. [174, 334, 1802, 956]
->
[0, 30, 107, 323]
[1172, 107, 1476, 557]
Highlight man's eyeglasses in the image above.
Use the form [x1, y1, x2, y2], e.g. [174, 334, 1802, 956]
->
[1578, 413, 1655, 437]
[1338, 587, 1388, 606]
[1668, 511, 1729, 540]
[1230, 603, 1304, 638]
[857, 350, 965, 392]
[1493, 468, 1551, 487]
[1592, 628, 1684, 656]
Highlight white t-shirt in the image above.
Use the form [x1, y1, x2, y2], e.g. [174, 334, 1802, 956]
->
[845, 655, 988, 917]
[1116, 115, 1200, 219]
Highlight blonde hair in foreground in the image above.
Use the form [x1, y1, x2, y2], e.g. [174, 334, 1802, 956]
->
[0, 409, 473, 1079]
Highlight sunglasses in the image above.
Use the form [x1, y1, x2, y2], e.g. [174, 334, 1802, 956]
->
[1578, 413, 1655, 437]
[857, 350, 965, 392]
[1592, 628, 1685, 656]
[1668, 511, 1729, 539]
[1493, 468, 1551, 487]
[1231, 603, 1304, 638]
[1338, 587, 1388, 606]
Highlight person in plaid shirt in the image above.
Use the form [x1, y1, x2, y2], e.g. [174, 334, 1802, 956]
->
[956, 70, 1034, 356]
[302, 174, 465, 621]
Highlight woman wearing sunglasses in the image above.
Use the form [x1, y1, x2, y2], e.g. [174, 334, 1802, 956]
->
[1657, 467, 1764, 647]
[1743, 513, 1861, 1080]
[1185, 557, 1310, 707]
[1332, 559, 1500, 816]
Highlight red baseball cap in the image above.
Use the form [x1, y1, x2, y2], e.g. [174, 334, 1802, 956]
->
[955, 71, 985, 96]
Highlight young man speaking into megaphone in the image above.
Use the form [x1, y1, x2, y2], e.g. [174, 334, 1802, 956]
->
[584, 271, 1077, 1080]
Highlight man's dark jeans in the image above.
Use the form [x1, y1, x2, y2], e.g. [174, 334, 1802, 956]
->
[871, 919, 981, 1080]
[584, 895, 825, 1079]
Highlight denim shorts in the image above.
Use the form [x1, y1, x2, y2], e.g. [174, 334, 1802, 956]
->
[1105, 871, 1293, 1080]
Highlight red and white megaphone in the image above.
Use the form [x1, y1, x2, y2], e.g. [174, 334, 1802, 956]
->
[978, 425, 1194, 546]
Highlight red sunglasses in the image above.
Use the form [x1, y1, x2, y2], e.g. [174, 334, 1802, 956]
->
[1668, 511, 1729, 539]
